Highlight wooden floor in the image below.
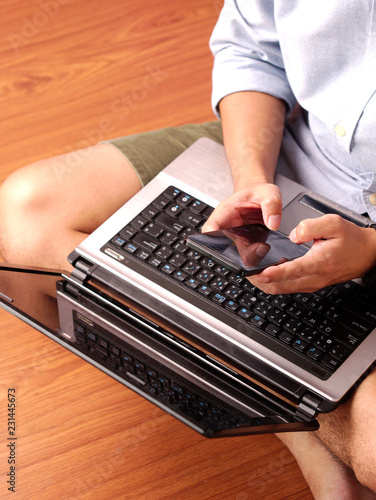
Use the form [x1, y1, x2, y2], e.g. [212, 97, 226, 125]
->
[0, 1, 313, 499]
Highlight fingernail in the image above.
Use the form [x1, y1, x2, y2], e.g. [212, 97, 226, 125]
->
[289, 228, 297, 242]
[256, 275, 270, 284]
[267, 215, 280, 230]
[255, 243, 269, 258]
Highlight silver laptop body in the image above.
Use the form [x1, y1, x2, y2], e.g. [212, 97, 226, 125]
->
[70, 138, 376, 410]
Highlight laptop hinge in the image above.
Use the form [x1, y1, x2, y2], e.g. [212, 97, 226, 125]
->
[296, 393, 321, 420]
[69, 253, 98, 285]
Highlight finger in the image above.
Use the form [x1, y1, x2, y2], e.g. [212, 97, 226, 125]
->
[201, 216, 220, 233]
[203, 184, 282, 232]
[239, 242, 270, 267]
[201, 201, 242, 232]
[250, 262, 320, 293]
[202, 195, 258, 232]
[260, 193, 282, 231]
[251, 257, 311, 289]
[290, 214, 346, 244]
[250, 272, 324, 294]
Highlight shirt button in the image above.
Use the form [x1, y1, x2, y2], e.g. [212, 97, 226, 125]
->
[369, 194, 376, 206]
[334, 124, 346, 137]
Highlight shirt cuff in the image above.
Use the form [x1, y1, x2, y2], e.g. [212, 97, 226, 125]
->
[211, 55, 297, 118]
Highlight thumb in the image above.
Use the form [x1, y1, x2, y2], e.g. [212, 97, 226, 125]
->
[261, 197, 282, 231]
[290, 217, 335, 244]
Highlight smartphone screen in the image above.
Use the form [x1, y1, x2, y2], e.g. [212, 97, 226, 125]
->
[185, 224, 308, 276]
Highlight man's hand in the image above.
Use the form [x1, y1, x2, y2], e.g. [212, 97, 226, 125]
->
[250, 214, 376, 294]
[202, 183, 283, 232]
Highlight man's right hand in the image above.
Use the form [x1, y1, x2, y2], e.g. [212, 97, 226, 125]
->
[202, 182, 283, 233]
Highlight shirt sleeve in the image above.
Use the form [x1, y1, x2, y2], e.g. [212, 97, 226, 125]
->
[210, 0, 297, 117]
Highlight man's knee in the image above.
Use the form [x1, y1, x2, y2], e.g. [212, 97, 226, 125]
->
[0, 165, 50, 214]
[350, 438, 376, 492]
[318, 369, 376, 492]
[348, 370, 376, 492]
[0, 165, 52, 261]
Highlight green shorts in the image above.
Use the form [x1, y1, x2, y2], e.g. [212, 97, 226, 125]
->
[106, 121, 223, 187]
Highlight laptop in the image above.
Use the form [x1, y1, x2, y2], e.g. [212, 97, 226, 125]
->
[1, 137, 376, 438]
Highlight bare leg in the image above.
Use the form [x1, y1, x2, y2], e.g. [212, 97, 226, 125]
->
[277, 369, 376, 499]
[3, 141, 376, 499]
[0, 143, 142, 269]
[278, 432, 375, 500]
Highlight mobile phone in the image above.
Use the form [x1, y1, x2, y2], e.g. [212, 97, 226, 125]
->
[184, 224, 309, 276]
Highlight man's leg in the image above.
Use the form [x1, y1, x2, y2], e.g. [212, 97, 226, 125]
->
[0, 143, 142, 269]
[0, 122, 223, 269]
[278, 369, 376, 499]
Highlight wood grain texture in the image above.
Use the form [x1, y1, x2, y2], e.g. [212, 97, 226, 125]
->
[0, 1, 313, 498]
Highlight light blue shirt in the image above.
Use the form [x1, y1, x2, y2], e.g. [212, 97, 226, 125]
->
[210, 0, 376, 219]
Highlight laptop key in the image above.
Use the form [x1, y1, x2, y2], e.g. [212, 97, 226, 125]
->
[173, 270, 188, 282]
[161, 264, 175, 275]
[111, 236, 126, 247]
[251, 315, 267, 328]
[133, 232, 160, 252]
[186, 278, 201, 289]
[160, 232, 178, 246]
[182, 261, 201, 276]
[173, 240, 189, 253]
[123, 243, 138, 254]
[186, 249, 202, 261]
[306, 346, 322, 361]
[131, 216, 149, 229]
[279, 331, 295, 344]
[333, 327, 360, 348]
[166, 203, 184, 217]
[339, 312, 373, 337]
[214, 265, 230, 277]
[169, 253, 187, 268]
[155, 245, 174, 260]
[292, 338, 308, 352]
[142, 204, 160, 219]
[179, 209, 204, 227]
[225, 300, 238, 312]
[239, 292, 257, 309]
[153, 194, 170, 209]
[196, 269, 216, 283]
[212, 293, 226, 305]
[201, 257, 216, 269]
[211, 277, 229, 292]
[119, 225, 138, 239]
[238, 307, 252, 320]
[328, 343, 351, 361]
[265, 323, 281, 337]
[144, 222, 164, 239]
[345, 301, 376, 323]
[225, 284, 243, 300]
[155, 212, 185, 233]
[176, 193, 192, 206]
[321, 355, 341, 371]
[314, 334, 335, 351]
[190, 199, 208, 214]
[136, 249, 150, 261]
[198, 284, 212, 296]
[148, 256, 163, 268]
[163, 186, 181, 199]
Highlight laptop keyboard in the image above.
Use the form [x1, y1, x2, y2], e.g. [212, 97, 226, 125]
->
[101, 186, 376, 376]
[73, 311, 254, 433]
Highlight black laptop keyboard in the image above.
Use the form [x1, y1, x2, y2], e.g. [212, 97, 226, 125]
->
[101, 186, 376, 375]
[73, 312, 253, 433]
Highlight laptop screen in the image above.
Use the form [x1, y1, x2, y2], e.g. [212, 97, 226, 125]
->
[0, 264, 319, 437]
